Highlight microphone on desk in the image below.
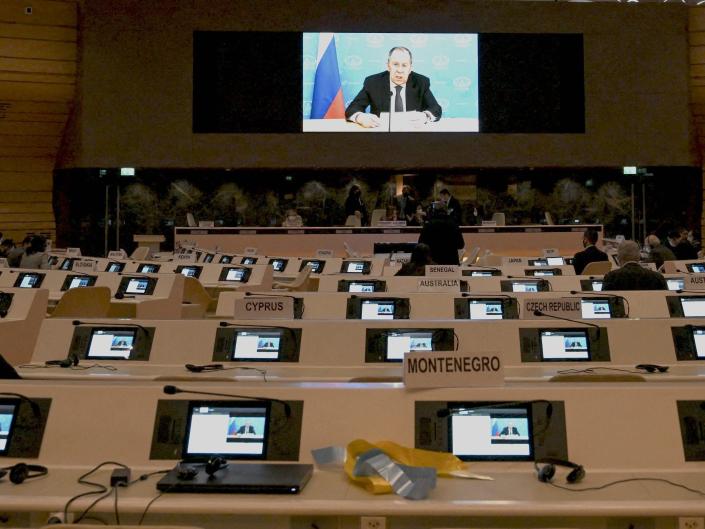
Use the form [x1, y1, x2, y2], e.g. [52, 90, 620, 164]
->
[675, 289, 705, 295]
[569, 290, 630, 318]
[113, 292, 135, 299]
[72, 320, 149, 336]
[162, 385, 291, 418]
[532, 310, 601, 339]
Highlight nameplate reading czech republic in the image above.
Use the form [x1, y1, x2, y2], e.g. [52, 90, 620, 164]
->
[234, 297, 294, 320]
[403, 350, 504, 389]
[523, 298, 581, 319]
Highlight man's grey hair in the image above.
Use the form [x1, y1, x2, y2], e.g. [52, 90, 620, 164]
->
[617, 240, 641, 265]
[388, 46, 413, 63]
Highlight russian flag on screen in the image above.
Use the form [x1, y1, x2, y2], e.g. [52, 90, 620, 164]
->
[310, 33, 345, 119]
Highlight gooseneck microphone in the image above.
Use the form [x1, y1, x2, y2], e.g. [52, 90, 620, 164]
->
[0, 392, 41, 418]
[162, 385, 291, 418]
[532, 310, 601, 338]
[569, 290, 630, 318]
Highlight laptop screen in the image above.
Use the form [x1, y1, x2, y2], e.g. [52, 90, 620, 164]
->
[531, 270, 555, 277]
[0, 401, 18, 455]
[65, 275, 97, 290]
[241, 257, 257, 265]
[511, 281, 539, 293]
[125, 278, 151, 295]
[177, 266, 201, 278]
[449, 403, 533, 461]
[469, 270, 494, 277]
[184, 401, 269, 459]
[222, 267, 250, 282]
[693, 328, 705, 359]
[580, 299, 611, 319]
[688, 263, 705, 274]
[681, 298, 705, 318]
[60, 258, 74, 271]
[106, 262, 125, 272]
[540, 329, 590, 360]
[386, 331, 433, 361]
[300, 260, 324, 273]
[204, 254, 214, 263]
[15, 273, 43, 289]
[546, 257, 565, 266]
[137, 264, 160, 273]
[232, 330, 282, 361]
[220, 255, 233, 264]
[591, 280, 603, 291]
[361, 300, 396, 320]
[468, 299, 504, 320]
[86, 328, 137, 359]
[343, 261, 368, 274]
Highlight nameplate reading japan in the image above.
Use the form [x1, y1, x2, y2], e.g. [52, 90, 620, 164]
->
[73, 259, 97, 272]
[417, 278, 462, 292]
[523, 298, 581, 320]
[403, 350, 504, 389]
[176, 253, 197, 263]
[686, 275, 705, 290]
[233, 297, 294, 320]
[425, 265, 460, 276]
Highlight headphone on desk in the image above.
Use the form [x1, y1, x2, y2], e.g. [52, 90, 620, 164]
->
[534, 458, 585, 484]
[176, 456, 228, 480]
[0, 463, 48, 484]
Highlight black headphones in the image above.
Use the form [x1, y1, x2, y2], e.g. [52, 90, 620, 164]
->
[534, 458, 585, 484]
[0, 463, 48, 484]
[176, 456, 228, 481]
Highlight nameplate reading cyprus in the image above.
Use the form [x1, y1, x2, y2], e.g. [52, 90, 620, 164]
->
[234, 297, 294, 320]
[403, 350, 504, 389]
[523, 298, 581, 320]
[425, 265, 460, 276]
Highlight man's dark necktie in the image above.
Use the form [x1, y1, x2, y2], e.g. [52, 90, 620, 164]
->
[394, 85, 403, 112]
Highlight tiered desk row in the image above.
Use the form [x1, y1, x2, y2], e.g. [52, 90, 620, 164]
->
[1, 249, 705, 528]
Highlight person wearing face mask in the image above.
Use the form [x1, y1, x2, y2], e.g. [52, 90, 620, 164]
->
[281, 208, 304, 228]
[345, 47, 442, 129]
[344, 185, 368, 226]
[572, 228, 609, 275]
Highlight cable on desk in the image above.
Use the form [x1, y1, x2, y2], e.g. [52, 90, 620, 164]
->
[548, 477, 705, 496]
[63, 461, 129, 521]
[74, 487, 115, 524]
[138, 489, 168, 525]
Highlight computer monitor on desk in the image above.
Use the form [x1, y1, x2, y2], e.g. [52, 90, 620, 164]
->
[14, 272, 44, 289]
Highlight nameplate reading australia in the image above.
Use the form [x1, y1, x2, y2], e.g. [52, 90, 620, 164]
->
[73, 259, 97, 272]
[523, 298, 581, 320]
[417, 278, 462, 292]
[425, 265, 460, 276]
[176, 253, 197, 263]
[686, 275, 705, 290]
[234, 297, 294, 320]
[403, 350, 504, 389]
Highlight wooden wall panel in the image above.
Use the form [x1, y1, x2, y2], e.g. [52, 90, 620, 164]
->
[0, 0, 78, 242]
[689, 8, 705, 248]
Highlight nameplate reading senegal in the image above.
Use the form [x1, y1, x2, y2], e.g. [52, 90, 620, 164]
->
[73, 259, 97, 272]
[403, 350, 504, 389]
[234, 297, 294, 320]
[417, 278, 462, 292]
[523, 298, 581, 319]
[176, 253, 196, 262]
[686, 275, 705, 290]
[425, 265, 460, 276]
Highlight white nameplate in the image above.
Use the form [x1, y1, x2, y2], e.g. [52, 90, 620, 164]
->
[542, 248, 560, 257]
[176, 253, 197, 263]
[108, 250, 127, 259]
[425, 265, 460, 276]
[234, 297, 294, 320]
[244, 247, 258, 256]
[73, 259, 97, 272]
[639, 262, 657, 271]
[316, 249, 334, 258]
[503, 257, 529, 266]
[390, 253, 411, 264]
[403, 350, 504, 389]
[481, 221, 497, 227]
[0, 258, 9, 269]
[377, 220, 407, 227]
[686, 275, 705, 290]
[523, 297, 582, 320]
[66, 247, 82, 257]
[417, 278, 462, 292]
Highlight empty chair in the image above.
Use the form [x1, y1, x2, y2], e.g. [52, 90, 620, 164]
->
[581, 260, 612, 276]
[491, 212, 506, 226]
[51, 287, 112, 318]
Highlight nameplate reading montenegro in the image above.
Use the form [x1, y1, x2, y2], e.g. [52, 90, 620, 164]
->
[403, 350, 505, 389]
[233, 297, 294, 320]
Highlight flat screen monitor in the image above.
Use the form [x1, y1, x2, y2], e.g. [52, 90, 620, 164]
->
[511, 281, 539, 293]
[468, 270, 496, 277]
[183, 401, 269, 459]
[468, 299, 504, 320]
[687, 263, 705, 274]
[580, 299, 611, 319]
[0, 400, 18, 454]
[269, 258, 288, 272]
[361, 300, 396, 320]
[232, 330, 283, 361]
[62, 274, 97, 291]
[341, 261, 370, 274]
[668, 278, 685, 291]
[48, 256, 59, 266]
[14, 272, 44, 289]
[531, 269, 555, 277]
[137, 264, 160, 274]
[176, 265, 202, 278]
[59, 258, 74, 271]
[300, 260, 325, 273]
[546, 257, 565, 266]
[591, 280, 603, 292]
[219, 267, 252, 283]
[348, 282, 376, 293]
[693, 328, 705, 359]
[539, 329, 590, 360]
[449, 403, 533, 461]
[681, 298, 705, 318]
[528, 259, 548, 267]
[386, 331, 434, 361]
[106, 262, 125, 273]
[241, 257, 258, 265]
[122, 277, 156, 295]
[220, 255, 233, 264]
[203, 254, 214, 263]
[86, 328, 137, 359]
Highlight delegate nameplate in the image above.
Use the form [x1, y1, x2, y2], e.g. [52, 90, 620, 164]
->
[686, 275, 705, 290]
[176, 253, 197, 263]
[73, 259, 97, 272]
[108, 250, 127, 259]
[417, 278, 462, 292]
[244, 247, 258, 256]
[316, 249, 334, 258]
[425, 265, 460, 276]
[542, 248, 560, 257]
[503, 256, 529, 266]
[403, 350, 504, 389]
[523, 297, 581, 320]
[234, 297, 294, 320]
[66, 247, 82, 257]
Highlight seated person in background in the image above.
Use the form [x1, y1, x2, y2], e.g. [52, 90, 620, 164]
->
[395, 243, 433, 276]
[418, 202, 465, 265]
[19, 235, 50, 270]
[344, 185, 368, 226]
[281, 208, 304, 227]
[7, 236, 30, 268]
[644, 234, 676, 270]
[413, 204, 427, 226]
[0, 239, 13, 259]
[665, 228, 698, 261]
[382, 205, 399, 222]
[572, 228, 609, 275]
[602, 240, 667, 291]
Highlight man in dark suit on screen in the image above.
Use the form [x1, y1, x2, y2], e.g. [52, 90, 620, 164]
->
[345, 47, 442, 129]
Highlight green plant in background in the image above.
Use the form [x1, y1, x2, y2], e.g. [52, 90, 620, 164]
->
[120, 183, 161, 233]
[546, 178, 592, 224]
[212, 183, 247, 226]
[165, 180, 205, 226]
[296, 181, 329, 226]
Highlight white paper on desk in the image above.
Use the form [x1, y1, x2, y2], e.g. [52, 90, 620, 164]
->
[379, 112, 428, 132]
[447, 469, 494, 481]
